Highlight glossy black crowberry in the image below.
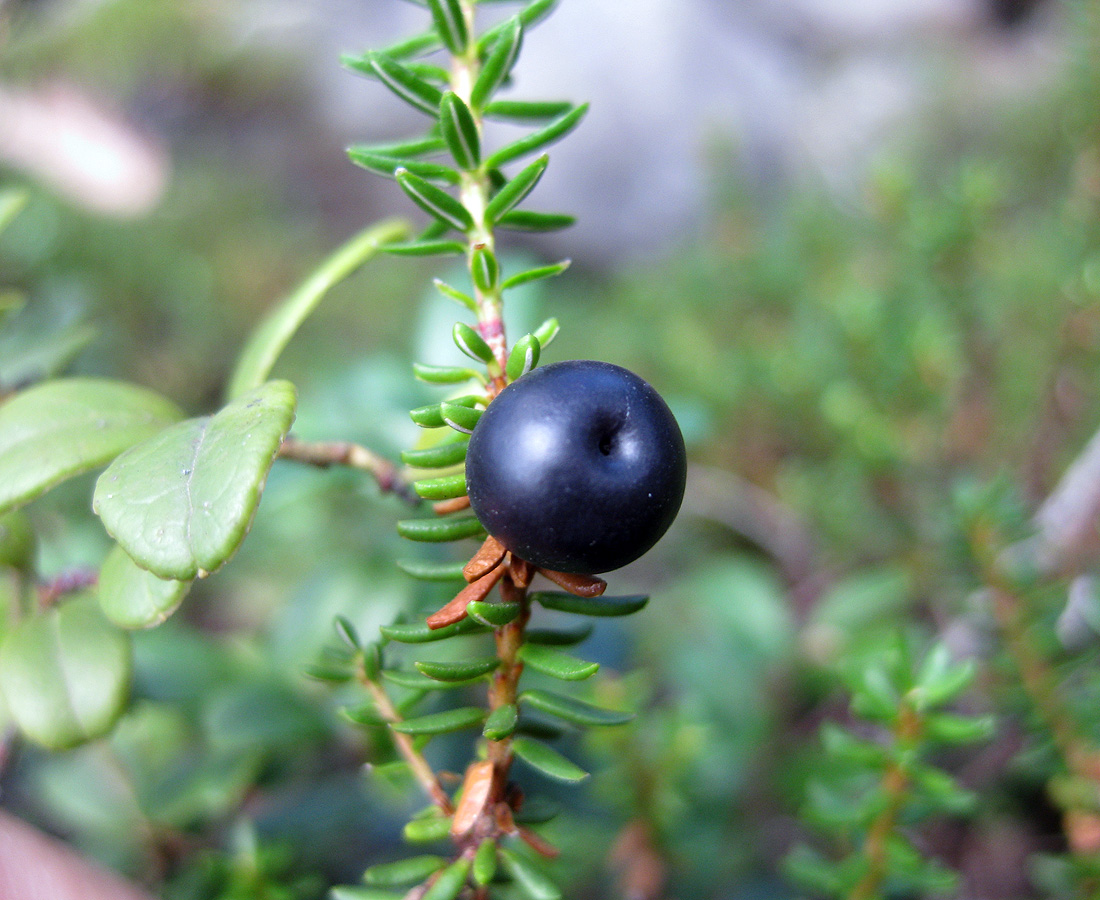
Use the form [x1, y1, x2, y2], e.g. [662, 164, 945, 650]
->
[465, 360, 686, 574]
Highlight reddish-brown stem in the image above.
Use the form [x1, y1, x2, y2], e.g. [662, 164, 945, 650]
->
[277, 436, 419, 504]
[361, 671, 454, 816]
[848, 704, 921, 900]
[485, 573, 531, 813]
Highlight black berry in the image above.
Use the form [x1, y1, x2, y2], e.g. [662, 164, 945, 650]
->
[465, 360, 686, 574]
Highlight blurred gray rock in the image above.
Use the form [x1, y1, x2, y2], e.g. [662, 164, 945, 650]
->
[249, 0, 1062, 265]
[23, 0, 1065, 265]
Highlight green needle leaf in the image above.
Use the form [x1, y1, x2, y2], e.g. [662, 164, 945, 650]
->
[380, 30, 442, 59]
[395, 559, 468, 581]
[532, 592, 649, 617]
[466, 600, 521, 627]
[485, 154, 549, 224]
[396, 514, 485, 543]
[364, 855, 448, 887]
[413, 363, 483, 385]
[410, 394, 481, 428]
[227, 219, 407, 399]
[512, 736, 588, 782]
[483, 99, 573, 121]
[383, 239, 467, 257]
[471, 245, 500, 293]
[93, 381, 297, 581]
[516, 0, 558, 29]
[97, 544, 190, 630]
[414, 472, 468, 500]
[0, 378, 183, 516]
[517, 644, 598, 681]
[426, 0, 468, 53]
[452, 322, 495, 364]
[347, 150, 460, 184]
[433, 279, 478, 312]
[471, 17, 522, 110]
[502, 260, 570, 291]
[496, 210, 575, 232]
[485, 104, 588, 169]
[415, 656, 499, 681]
[525, 624, 593, 646]
[383, 669, 484, 691]
[0, 594, 132, 750]
[404, 816, 453, 844]
[423, 858, 470, 900]
[381, 617, 488, 643]
[440, 401, 482, 434]
[351, 136, 447, 158]
[391, 707, 486, 735]
[331, 888, 405, 900]
[348, 52, 444, 116]
[483, 703, 518, 740]
[498, 848, 562, 900]
[520, 689, 633, 726]
[506, 334, 541, 381]
[440, 92, 481, 169]
[401, 441, 469, 469]
[396, 168, 473, 232]
[532, 318, 561, 347]
[473, 840, 498, 886]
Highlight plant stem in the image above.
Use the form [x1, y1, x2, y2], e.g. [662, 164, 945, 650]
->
[486, 574, 531, 802]
[361, 671, 454, 816]
[848, 704, 921, 900]
[277, 436, 419, 504]
[453, 0, 508, 384]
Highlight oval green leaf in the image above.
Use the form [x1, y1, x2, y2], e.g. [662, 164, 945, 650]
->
[0, 378, 183, 515]
[227, 219, 407, 400]
[97, 543, 190, 629]
[0, 594, 132, 750]
[93, 381, 297, 580]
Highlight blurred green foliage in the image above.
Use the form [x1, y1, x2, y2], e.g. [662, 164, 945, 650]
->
[2, 0, 1100, 898]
